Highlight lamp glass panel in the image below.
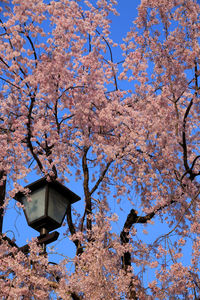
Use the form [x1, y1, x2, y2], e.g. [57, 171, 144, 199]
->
[48, 187, 69, 224]
[22, 187, 46, 222]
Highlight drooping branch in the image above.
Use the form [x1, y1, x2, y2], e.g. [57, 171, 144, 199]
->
[66, 205, 83, 256]
[0, 19, 29, 86]
[96, 29, 118, 91]
[25, 33, 38, 68]
[26, 95, 43, 172]
[0, 171, 6, 234]
[0, 77, 21, 90]
[180, 61, 199, 181]
[154, 188, 200, 245]
[90, 160, 113, 195]
[53, 85, 84, 133]
[0, 236, 83, 299]
[26, 93, 57, 179]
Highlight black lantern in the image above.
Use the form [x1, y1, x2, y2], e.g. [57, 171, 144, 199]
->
[14, 177, 81, 235]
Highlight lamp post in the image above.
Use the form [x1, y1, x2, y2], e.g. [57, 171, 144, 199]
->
[14, 177, 81, 253]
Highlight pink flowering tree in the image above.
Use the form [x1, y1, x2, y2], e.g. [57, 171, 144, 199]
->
[0, 0, 200, 298]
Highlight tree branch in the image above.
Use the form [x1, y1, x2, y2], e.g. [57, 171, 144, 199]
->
[66, 205, 83, 256]
[0, 171, 6, 234]
[120, 209, 155, 269]
[120, 199, 176, 270]
[96, 29, 118, 91]
[82, 147, 92, 231]
[90, 160, 113, 195]
[26, 95, 43, 172]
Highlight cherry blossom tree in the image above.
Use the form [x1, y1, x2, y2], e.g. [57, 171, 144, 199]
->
[0, 0, 200, 299]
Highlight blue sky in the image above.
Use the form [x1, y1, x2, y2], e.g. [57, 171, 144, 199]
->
[111, 0, 141, 42]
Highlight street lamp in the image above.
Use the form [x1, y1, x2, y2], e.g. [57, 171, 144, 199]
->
[14, 177, 81, 251]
